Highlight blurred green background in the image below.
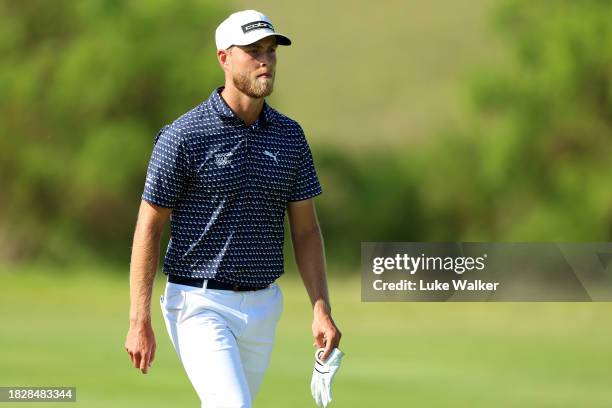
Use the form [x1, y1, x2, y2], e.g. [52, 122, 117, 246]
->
[1, 0, 611, 407]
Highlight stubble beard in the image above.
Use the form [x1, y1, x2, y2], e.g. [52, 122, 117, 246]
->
[232, 71, 274, 98]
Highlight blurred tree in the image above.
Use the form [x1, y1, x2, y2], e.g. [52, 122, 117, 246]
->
[447, 0, 612, 240]
[0, 0, 226, 263]
[314, 0, 612, 267]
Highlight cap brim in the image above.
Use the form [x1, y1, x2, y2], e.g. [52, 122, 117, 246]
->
[234, 31, 292, 47]
[273, 33, 291, 46]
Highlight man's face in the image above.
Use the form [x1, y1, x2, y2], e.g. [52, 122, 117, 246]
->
[226, 36, 278, 98]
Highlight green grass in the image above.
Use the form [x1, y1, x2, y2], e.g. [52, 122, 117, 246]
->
[2, 264, 612, 407]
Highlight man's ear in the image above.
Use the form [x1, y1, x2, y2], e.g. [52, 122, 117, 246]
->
[217, 49, 229, 68]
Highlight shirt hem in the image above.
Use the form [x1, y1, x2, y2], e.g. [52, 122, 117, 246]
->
[287, 189, 323, 202]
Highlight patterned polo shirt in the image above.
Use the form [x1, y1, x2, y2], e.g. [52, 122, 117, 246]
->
[141, 87, 322, 286]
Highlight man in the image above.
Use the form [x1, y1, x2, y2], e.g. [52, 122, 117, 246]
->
[124, 9, 341, 407]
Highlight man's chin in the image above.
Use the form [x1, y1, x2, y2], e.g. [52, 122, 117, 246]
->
[259, 87, 274, 98]
[232, 74, 274, 98]
[251, 84, 274, 99]
[255, 78, 274, 97]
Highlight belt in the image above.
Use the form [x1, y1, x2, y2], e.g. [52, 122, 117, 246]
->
[168, 275, 269, 291]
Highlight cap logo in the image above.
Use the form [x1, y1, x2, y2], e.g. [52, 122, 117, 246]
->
[241, 20, 273, 34]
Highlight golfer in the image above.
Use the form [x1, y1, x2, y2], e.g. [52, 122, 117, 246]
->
[125, 9, 341, 407]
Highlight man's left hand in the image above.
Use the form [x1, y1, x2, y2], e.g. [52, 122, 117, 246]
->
[312, 304, 342, 362]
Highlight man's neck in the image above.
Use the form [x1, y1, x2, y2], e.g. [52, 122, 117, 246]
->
[220, 84, 265, 126]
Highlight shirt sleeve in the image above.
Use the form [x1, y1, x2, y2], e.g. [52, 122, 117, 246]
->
[141, 124, 192, 208]
[288, 129, 323, 202]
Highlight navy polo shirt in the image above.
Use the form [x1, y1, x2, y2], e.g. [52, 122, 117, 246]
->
[141, 87, 322, 286]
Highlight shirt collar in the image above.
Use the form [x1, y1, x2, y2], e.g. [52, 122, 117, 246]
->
[209, 86, 275, 129]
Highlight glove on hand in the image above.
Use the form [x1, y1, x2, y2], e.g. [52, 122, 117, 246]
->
[311, 347, 344, 407]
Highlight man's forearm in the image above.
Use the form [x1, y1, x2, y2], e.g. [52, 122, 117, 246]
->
[129, 223, 162, 324]
[292, 226, 331, 315]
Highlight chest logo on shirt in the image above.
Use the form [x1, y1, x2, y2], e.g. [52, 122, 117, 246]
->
[215, 152, 233, 167]
[263, 150, 279, 164]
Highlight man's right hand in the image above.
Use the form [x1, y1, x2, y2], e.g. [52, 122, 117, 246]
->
[126, 201, 169, 375]
[125, 321, 156, 374]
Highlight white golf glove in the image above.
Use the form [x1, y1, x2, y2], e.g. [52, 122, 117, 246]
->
[311, 347, 344, 407]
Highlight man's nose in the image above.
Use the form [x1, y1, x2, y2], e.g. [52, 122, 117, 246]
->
[259, 51, 276, 66]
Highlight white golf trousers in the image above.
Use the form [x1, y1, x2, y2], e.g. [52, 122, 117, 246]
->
[160, 280, 284, 408]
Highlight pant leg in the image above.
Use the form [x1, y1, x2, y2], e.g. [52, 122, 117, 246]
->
[161, 283, 252, 408]
[237, 283, 284, 399]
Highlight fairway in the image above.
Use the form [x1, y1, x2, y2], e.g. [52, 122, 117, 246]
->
[2, 265, 612, 407]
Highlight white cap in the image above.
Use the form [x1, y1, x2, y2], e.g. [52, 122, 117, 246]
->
[215, 10, 291, 50]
